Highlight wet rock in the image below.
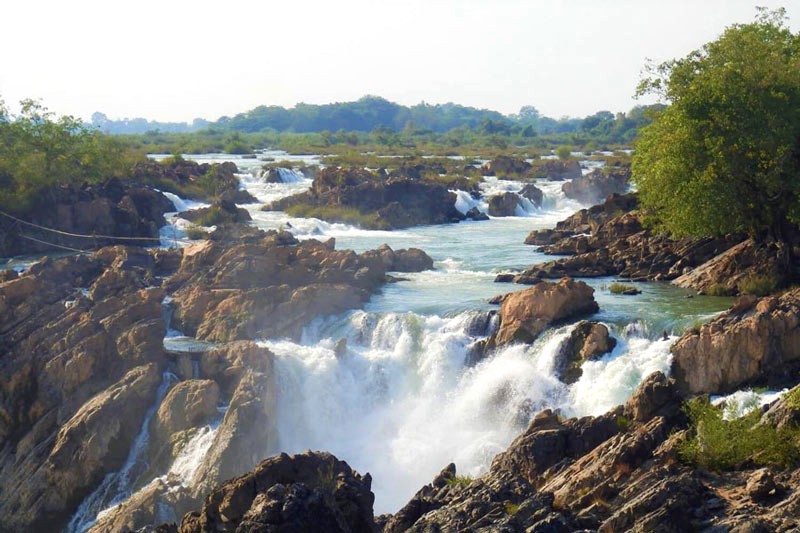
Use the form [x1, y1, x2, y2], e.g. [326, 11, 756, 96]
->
[671, 287, 800, 395]
[487, 192, 520, 217]
[554, 321, 616, 384]
[489, 278, 599, 347]
[519, 183, 544, 207]
[465, 207, 489, 221]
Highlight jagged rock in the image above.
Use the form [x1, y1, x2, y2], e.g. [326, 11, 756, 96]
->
[746, 468, 782, 502]
[623, 371, 681, 423]
[671, 288, 800, 394]
[673, 237, 788, 295]
[148, 380, 220, 473]
[87, 477, 196, 533]
[761, 386, 800, 430]
[178, 451, 374, 533]
[487, 192, 520, 217]
[179, 198, 252, 227]
[529, 159, 582, 181]
[489, 278, 599, 347]
[554, 321, 616, 384]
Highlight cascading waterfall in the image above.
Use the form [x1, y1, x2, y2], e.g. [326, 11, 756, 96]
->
[259, 309, 673, 513]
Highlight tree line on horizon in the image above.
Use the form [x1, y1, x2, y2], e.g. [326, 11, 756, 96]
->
[89, 95, 662, 147]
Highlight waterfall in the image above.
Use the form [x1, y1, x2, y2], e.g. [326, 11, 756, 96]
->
[66, 372, 179, 533]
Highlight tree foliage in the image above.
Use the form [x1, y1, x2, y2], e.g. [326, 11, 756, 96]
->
[0, 99, 140, 211]
[632, 8, 800, 238]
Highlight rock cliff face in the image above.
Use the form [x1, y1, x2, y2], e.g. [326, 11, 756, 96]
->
[671, 288, 800, 394]
[266, 167, 466, 229]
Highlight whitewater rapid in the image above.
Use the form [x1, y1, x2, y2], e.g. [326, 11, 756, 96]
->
[69, 152, 739, 525]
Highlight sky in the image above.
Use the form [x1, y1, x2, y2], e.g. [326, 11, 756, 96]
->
[1, 0, 797, 123]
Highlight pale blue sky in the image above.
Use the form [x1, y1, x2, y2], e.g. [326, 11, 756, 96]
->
[1, 0, 796, 122]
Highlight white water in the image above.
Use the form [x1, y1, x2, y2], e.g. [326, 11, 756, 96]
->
[83, 152, 736, 520]
[712, 388, 788, 419]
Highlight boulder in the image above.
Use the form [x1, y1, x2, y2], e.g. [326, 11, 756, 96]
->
[487, 192, 520, 217]
[519, 183, 544, 208]
[490, 278, 599, 347]
[562, 165, 630, 205]
[480, 156, 532, 178]
[529, 159, 582, 181]
[465, 207, 489, 221]
[554, 321, 616, 384]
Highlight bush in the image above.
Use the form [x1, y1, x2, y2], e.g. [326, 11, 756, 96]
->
[609, 282, 638, 295]
[678, 397, 800, 470]
[739, 274, 779, 297]
[555, 145, 572, 160]
[705, 284, 734, 297]
[445, 475, 473, 487]
[184, 224, 207, 240]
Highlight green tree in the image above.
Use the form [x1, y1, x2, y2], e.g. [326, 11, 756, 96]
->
[632, 8, 800, 240]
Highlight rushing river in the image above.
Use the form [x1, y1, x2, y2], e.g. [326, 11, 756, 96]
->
[67, 151, 737, 529]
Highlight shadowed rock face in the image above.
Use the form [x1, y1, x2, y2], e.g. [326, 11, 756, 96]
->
[177, 451, 375, 533]
[561, 164, 630, 205]
[265, 167, 467, 229]
[671, 288, 800, 395]
[0, 179, 176, 257]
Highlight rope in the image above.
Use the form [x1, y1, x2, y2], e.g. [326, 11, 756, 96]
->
[0, 209, 164, 242]
[17, 234, 93, 254]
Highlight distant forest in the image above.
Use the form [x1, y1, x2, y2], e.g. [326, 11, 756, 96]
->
[91, 96, 663, 146]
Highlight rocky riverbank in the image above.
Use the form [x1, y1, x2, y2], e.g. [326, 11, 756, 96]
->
[0, 227, 433, 532]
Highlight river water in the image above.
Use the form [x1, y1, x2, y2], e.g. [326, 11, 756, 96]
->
[68, 151, 738, 528]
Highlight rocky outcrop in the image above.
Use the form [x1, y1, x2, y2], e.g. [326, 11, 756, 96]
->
[480, 156, 532, 178]
[671, 288, 800, 394]
[673, 237, 790, 295]
[265, 166, 466, 229]
[554, 320, 616, 383]
[178, 451, 375, 533]
[0, 246, 175, 531]
[179, 197, 252, 227]
[529, 159, 582, 181]
[167, 227, 434, 342]
[0, 179, 175, 257]
[487, 192, 520, 217]
[561, 163, 630, 205]
[512, 193, 743, 284]
[488, 278, 598, 347]
[132, 158, 252, 202]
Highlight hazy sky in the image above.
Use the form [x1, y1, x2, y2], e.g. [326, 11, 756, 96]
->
[2, 0, 797, 122]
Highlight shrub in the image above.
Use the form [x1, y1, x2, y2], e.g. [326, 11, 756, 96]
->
[609, 282, 637, 295]
[705, 284, 734, 297]
[678, 397, 800, 470]
[184, 224, 207, 240]
[739, 274, 779, 297]
[504, 502, 520, 515]
[446, 475, 473, 487]
[555, 145, 572, 160]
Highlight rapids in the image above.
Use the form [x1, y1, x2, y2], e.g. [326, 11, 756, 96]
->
[68, 151, 738, 526]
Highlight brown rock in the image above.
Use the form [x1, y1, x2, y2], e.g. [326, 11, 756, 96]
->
[671, 288, 800, 395]
[487, 192, 520, 217]
[555, 321, 616, 384]
[490, 278, 599, 347]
